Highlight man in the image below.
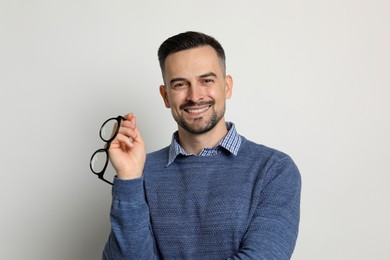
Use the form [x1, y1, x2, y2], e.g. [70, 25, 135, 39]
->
[102, 31, 301, 259]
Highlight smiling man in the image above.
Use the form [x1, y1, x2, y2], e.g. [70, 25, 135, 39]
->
[102, 31, 301, 259]
[160, 44, 233, 153]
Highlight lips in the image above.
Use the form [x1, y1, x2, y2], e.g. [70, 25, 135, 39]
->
[180, 100, 214, 112]
[186, 106, 210, 114]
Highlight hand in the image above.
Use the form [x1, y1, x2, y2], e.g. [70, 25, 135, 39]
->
[108, 113, 146, 180]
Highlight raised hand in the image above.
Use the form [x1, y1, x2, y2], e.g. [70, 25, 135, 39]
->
[108, 113, 146, 180]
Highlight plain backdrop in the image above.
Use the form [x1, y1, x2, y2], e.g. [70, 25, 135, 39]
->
[1, 0, 389, 259]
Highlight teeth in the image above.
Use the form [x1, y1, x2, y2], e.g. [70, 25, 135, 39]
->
[187, 107, 208, 113]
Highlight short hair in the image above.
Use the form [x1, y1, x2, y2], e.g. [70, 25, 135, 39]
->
[158, 31, 226, 75]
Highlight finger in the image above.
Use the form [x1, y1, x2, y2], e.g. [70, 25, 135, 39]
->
[131, 116, 144, 143]
[120, 119, 135, 130]
[113, 133, 134, 149]
[118, 114, 143, 144]
[117, 125, 137, 139]
[123, 113, 134, 121]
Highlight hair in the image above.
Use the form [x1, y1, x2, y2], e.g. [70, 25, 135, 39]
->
[158, 31, 226, 75]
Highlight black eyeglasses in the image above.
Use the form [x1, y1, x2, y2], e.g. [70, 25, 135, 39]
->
[90, 116, 125, 185]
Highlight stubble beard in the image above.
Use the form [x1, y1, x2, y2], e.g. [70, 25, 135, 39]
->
[174, 103, 225, 135]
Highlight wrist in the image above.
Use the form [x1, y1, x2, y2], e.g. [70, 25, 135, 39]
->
[116, 172, 142, 180]
[117, 168, 143, 180]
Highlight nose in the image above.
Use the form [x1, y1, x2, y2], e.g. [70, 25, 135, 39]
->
[186, 85, 204, 102]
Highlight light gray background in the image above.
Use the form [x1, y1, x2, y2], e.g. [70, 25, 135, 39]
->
[1, 0, 389, 259]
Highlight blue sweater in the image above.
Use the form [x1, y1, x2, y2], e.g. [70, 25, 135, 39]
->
[103, 136, 301, 259]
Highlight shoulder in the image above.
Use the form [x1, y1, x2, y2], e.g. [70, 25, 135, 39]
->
[239, 136, 300, 180]
[239, 136, 292, 162]
[146, 146, 169, 163]
[143, 146, 170, 176]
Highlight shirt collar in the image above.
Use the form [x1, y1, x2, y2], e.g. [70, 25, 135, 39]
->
[166, 122, 241, 166]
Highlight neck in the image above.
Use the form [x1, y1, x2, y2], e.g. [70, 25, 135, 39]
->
[178, 120, 228, 155]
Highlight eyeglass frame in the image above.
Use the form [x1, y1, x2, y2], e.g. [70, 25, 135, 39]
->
[89, 115, 125, 185]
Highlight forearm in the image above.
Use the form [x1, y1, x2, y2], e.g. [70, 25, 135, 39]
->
[102, 177, 156, 260]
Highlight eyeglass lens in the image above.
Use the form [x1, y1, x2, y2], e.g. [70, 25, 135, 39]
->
[90, 150, 108, 174]
[100, 118, 120, 142]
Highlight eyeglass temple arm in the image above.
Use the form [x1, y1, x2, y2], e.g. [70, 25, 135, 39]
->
[99, 175, 113, 185]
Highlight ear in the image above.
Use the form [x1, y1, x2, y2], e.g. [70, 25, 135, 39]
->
[225, 75, 233, 99]
[159, 85, 171, 108]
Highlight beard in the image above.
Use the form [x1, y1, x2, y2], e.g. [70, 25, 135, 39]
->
[173, 100, 225, 135]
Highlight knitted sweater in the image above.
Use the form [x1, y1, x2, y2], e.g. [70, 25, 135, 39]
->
[103, 136, 301, 260]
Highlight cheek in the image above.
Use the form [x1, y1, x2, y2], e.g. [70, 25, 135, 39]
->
[169, 92, 187, 105]
[210, 88, 225, 100]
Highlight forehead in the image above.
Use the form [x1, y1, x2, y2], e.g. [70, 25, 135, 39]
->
[163, 45, 223, 78]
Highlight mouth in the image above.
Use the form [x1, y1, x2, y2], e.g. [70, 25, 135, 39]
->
[185, 106, 210, 114]
[180, 101, 214, 116]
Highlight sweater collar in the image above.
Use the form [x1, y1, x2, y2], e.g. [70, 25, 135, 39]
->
[166, 122, 241, 166]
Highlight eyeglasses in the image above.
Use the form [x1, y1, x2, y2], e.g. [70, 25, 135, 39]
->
[90, 116, 125, 185]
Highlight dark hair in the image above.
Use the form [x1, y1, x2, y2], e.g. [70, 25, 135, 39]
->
[158, 31, 226, 74]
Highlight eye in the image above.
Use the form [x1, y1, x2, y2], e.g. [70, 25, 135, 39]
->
[173, 82, 187, 90]
[201, 79, 214, 85]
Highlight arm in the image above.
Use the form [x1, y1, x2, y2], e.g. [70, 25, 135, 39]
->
[230, 156, 301, 260]
[102, 113, 157, 259]
[102, 178, 157, 260]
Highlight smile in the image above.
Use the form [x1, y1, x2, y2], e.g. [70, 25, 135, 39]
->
[186, 106, 210, 114]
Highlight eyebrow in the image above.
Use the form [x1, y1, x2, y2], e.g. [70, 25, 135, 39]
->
[199, 72, 217, 78]
[169, 72, 218, 85]
[169, 77, 187, 85]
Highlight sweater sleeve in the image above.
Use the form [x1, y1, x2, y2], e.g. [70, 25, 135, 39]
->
[229, 156, 301, 260]
[102, 177, 157, 260]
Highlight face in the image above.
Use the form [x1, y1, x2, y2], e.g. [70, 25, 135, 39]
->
[160, 45, 233, 135]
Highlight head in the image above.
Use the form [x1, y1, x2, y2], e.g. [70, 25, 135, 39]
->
[158, 31, 226, 79]
[158, 32, 233, 136]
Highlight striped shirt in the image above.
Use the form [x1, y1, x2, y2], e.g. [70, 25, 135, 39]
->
[166, 122, 242, 166]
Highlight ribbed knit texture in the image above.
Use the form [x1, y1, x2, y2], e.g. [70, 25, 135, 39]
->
[103, 137, 301, 260]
